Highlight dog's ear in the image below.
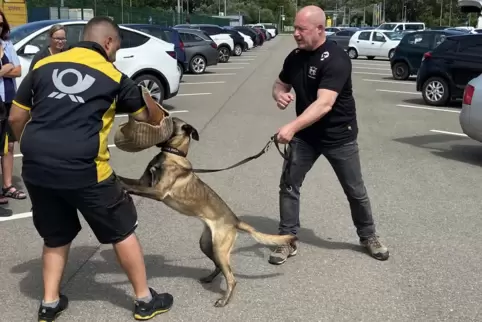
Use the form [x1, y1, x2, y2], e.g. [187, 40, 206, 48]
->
[149, 165, 162, 187]
[182, 124, 199, 141]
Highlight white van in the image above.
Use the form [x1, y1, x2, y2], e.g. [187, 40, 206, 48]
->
[376, 22, 425, 32]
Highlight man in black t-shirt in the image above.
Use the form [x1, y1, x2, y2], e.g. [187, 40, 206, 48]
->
[269, 5, 389, 265]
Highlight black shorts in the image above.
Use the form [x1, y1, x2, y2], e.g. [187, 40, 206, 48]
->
[0, 102, 15, 156]
[24, 174, 138, 248]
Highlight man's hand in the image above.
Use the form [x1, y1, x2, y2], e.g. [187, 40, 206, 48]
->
[276, 122, 297, 144]
[275, 92, 295, 110]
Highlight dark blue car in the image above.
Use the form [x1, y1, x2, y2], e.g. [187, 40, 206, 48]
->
[124, 24, 188, 79]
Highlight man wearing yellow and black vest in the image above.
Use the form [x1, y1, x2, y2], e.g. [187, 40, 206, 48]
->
[8, 17, 173, 321]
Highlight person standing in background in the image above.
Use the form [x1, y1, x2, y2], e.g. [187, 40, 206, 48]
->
[0, 10, 26, 201]
[29, 24, 68, 71]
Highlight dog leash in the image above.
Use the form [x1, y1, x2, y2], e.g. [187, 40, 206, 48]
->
[191, 134, 290, 174]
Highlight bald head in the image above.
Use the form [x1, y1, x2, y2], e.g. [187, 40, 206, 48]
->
[296, 5, 326, 27]
[83, 16, 121, 62]
[293, 5, 327, 51]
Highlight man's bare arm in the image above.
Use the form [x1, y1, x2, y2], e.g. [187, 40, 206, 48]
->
[272, 77, 292, 100]
[290, 89, 337, 133]
[9, 104, 30, 140]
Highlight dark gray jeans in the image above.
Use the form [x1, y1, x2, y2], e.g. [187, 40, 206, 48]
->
[278, 137, 376, 239]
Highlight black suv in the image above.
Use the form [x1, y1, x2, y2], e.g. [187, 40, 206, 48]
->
[416, 34, 482, 106]
[390, 29, 465, 80]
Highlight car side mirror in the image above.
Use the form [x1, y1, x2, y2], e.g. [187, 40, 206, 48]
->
[24, 44, 40, 55]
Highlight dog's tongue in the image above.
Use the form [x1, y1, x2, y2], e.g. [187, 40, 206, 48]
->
[141, 87, 169, 125]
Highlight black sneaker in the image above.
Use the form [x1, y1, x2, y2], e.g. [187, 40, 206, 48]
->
[133, 288, 173, 320]
[38, 294, 68, 322]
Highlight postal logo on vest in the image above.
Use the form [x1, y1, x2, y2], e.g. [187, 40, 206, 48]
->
[49, 68, 96, 103]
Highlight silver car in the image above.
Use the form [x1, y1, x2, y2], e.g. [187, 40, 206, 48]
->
[460, 74, 482, 142]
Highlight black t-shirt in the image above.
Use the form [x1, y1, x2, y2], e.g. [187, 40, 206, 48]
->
[278, 40, 358, 147]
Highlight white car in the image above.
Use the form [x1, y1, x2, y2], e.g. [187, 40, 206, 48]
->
[347, 29, 403, 60]
[10, 19, 180, 103]
[460, 74, 482, 142]
[238, 32, 254, 49]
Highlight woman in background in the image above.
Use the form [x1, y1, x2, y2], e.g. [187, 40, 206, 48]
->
[29, 24, 67, 71]
[0, 10, 26, 201]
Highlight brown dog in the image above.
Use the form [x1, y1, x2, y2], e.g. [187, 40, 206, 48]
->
[117, 117, 297, 307]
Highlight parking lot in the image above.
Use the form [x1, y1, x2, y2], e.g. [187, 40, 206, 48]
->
[1, 35, 481, 322]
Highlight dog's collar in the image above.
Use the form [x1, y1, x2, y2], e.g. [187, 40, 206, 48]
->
[161, 146, 186, 157]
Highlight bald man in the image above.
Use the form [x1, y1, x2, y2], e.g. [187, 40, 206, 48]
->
[9, 17, 173, 321]
[269, 6, 389, 265]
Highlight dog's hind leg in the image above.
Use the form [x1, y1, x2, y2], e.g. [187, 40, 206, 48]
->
[199, 225, 221, 283]
[212, 227, 238, 307]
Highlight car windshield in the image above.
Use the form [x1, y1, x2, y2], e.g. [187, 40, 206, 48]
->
[10, 24, 45, 45]
[383, 31, 404, 40]
[377, 23, 398, 30]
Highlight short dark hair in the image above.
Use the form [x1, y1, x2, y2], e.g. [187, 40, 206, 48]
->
[0, 10, 11, 41]
[83, 16, 121, 39]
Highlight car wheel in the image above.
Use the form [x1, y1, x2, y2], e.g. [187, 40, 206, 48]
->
[218, 46, 230, 63]
[388, 49, 395, 59]
[347, 47, 358, 59]
[422, 77, 450, 106]
[233, 44, 243, 56]
[177, 62, 184, 80]
[134, 74, 164, 104]
[367, 56, 375, 60]
[392, 62, 409, 80]
[189, 55, 207, 74]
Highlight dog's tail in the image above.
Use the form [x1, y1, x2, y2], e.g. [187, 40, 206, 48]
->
[236, 221, 297, 246]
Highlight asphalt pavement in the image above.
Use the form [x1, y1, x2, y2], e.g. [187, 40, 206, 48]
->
[1, 35, 481, 322]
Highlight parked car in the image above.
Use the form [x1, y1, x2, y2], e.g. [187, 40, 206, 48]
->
[348, 29, 403, 59]
[124, 23, 187, 79]
[252, 23, 278, 38]
[327, 29, 358, 50]
[325, 27, 342, 36]
[218, 27, 245, 56]
[175, 28, 219, 74]
[223, 26, 253, 51]
[10, 19, 180, 103]
[376, 22, 426, 32]
[416, 34, 482, 106]
[174, 24, 234, 63]
[252, 27, 266, 45]
[232, 26, 261, 46]
[390, 29, 466, 80]
[460, 74, 482, 142]
[254, 26, 270, 40]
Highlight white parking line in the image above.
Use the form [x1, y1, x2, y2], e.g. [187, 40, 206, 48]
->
[353, 63, 390, 67]
[183, 73, 236, 76]
[182, 81, 226, 85]
[231, 59, 255, 61]
[225, 62, 250, 65]
[209, 67, 244, 70]
[353, 66, 390, 71]
[353, 72, 391, 76]
[363, 79, 414, 85]
[376, 89, 418, 95]
[430, 129, 467, 137]
[177, 92, 212, 96]
[396, 104, 460, 113]
[243, 55, 257, 57]
[0, 211, 32, 222]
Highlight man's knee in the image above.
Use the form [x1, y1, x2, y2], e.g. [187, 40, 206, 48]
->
[43, 234, 78, 248]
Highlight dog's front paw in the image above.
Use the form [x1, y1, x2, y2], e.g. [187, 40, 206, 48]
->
[214, 297, 228, 307]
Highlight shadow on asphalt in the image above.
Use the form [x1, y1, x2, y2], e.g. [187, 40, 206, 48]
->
[393, 134, 482, 166]
[11, 243, 283, 310]
[233, 215, 366, 259]
[401, 97, 462, 108]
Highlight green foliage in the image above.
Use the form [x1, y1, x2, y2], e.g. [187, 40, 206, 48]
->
[27, 0, 479, 27]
